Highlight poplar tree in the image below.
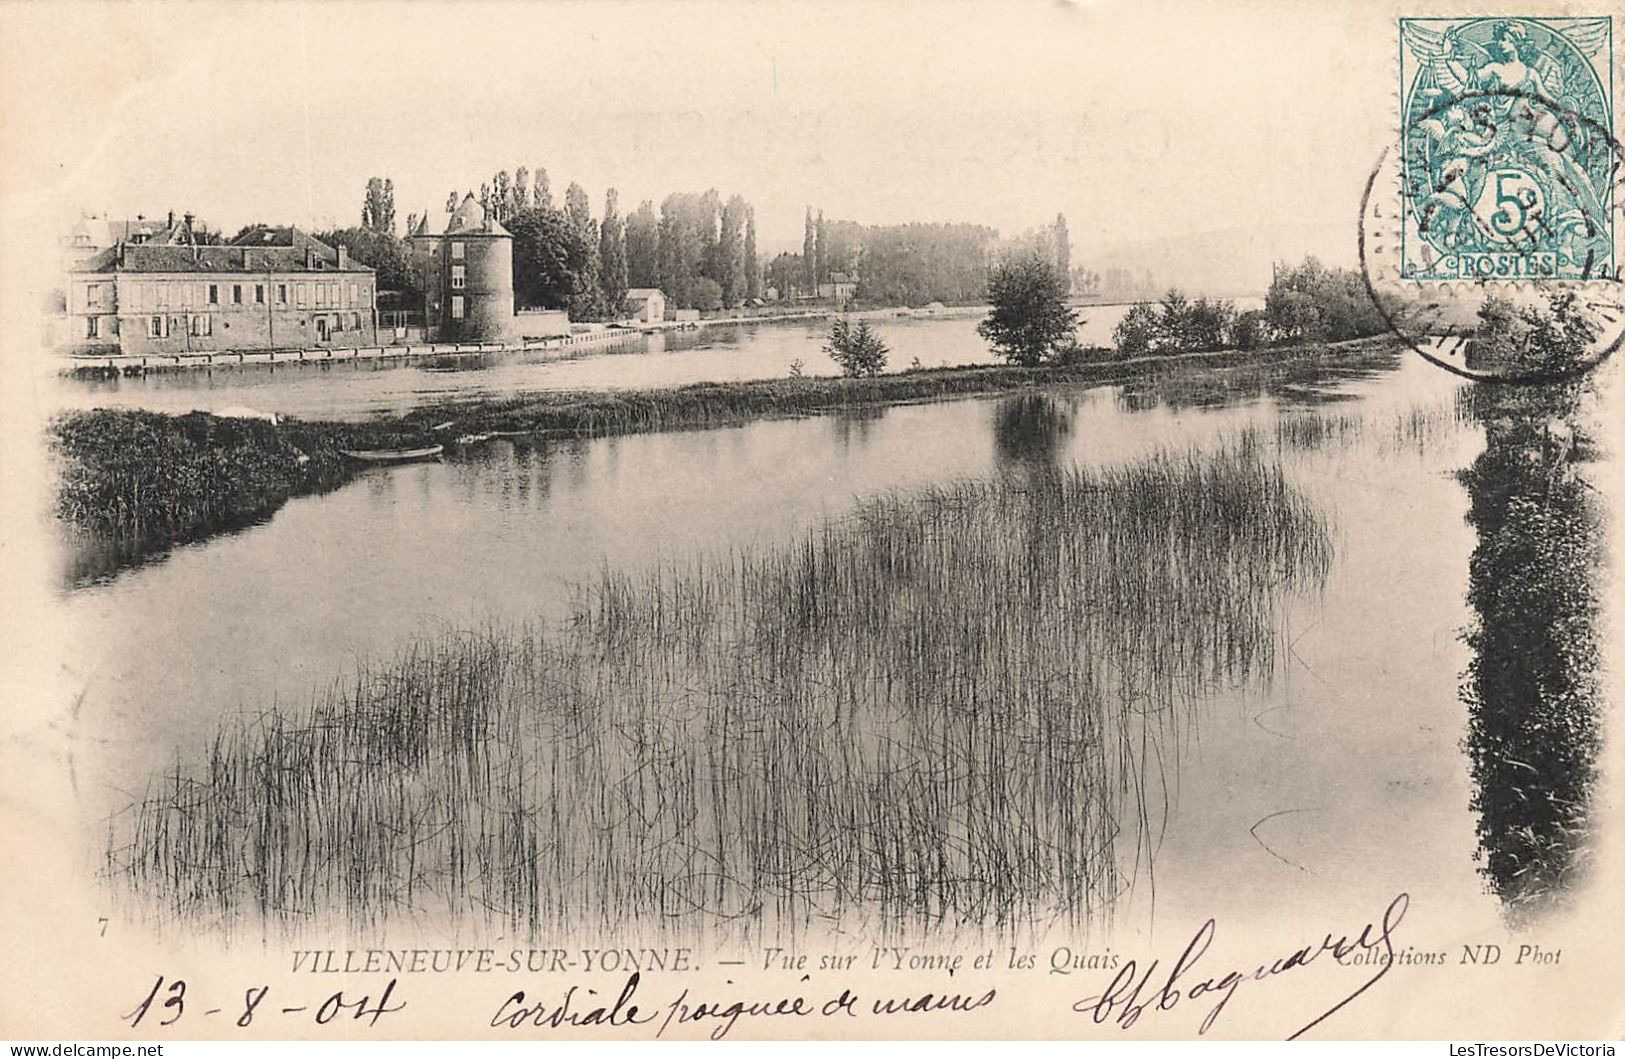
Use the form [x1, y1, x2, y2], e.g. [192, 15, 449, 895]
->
[815, 210, 827, 286]
[492, 171, 513, 221]
[1054, 213, 1072, 295]
[599, 188, 628, 312]
[803, 207, 816, 292]
[744, 205, 761, 300]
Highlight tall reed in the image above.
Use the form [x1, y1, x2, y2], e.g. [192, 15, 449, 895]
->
[109, 436, 1333, 938]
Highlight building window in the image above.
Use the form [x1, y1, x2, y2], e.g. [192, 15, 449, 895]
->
[361, 287, 370, 307]
[181, 283, 193, 307]
[255, 284, 265, 304]
[330, 282, 339, 306]
[84, 284, 99, 308]
[277, 284, 288, 304]
[451, 264, 466, 290]
[297, 283, 308, 307]
[232, 284, 243, 305]
[208, 284, 219, 305]
[147, 315, 164, 338]
[451, 242, 465, 260]
[349, 282, 358, 305]
[85, 316, 99, 339]
[451, 295, 465, 320]
[352, 311, 361, 330]
[190, 314, 212, 337]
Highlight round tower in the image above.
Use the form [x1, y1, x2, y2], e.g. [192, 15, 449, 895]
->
[439, 195, 515, 342]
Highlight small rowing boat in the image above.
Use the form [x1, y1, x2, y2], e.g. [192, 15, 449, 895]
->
[339, 444, 444, 464]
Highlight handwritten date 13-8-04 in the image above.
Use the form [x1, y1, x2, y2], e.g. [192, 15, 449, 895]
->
[124, 975, 405, 1030]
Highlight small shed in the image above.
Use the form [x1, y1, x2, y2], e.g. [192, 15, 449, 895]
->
[624, 288, 665, 323]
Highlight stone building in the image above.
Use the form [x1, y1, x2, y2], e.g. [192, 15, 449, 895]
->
[406, 193, 555, 342]
[65, 221, 378, 354]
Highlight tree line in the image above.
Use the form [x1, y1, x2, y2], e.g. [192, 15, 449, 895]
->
[322, 172, 764, 321]
[326, 177, 1087, 323]
[767, 212, 1070, 309]
[1109, 257, 1386, 358]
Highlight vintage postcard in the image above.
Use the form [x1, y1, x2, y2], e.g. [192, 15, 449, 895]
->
[1, 0, 1622, 1045]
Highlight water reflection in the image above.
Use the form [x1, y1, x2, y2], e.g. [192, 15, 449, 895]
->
[829, 404, 887, 449]
[992, 393, 1075, 472]
[1458, 380, 1605, 920]
[1114, 344, 1402, 414]
[108, 433, 1334, 937]
[65, 353, 1510, 940]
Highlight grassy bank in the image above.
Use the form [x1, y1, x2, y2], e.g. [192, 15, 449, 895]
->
[392, 335, 1400, 438]
[107, 434, 1332, 935]
[49, 409, 424, 542]
[52, 335, 1398, 564]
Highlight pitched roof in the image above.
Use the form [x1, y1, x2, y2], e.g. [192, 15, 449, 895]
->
[65, 215, 170, 249]
[72, 230, 373, 275]
[226, 225, 345, 256]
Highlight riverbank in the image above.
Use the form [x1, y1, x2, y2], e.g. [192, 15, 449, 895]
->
[110, 438, 1333, 932]
[58, 305, 989, 379]
[52, 334, 1401, 560]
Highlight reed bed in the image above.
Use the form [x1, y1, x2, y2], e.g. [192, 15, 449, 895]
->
[1273, 398, 1472, 456]
[108, 437, 1333, 938]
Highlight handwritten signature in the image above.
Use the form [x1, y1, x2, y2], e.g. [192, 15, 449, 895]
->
[1072, 892, 1410, 1039]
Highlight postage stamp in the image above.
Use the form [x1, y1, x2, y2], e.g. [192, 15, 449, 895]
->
[1399, 17, 1614, 281]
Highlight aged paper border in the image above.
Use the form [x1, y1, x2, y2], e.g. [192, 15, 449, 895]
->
[2, 0, 1622, 1042]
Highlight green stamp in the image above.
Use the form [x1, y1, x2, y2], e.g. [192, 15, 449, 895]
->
[1400, 17, 1614, 281]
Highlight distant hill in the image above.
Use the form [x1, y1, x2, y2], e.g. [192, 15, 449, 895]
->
[1084, 221, 1358, 300]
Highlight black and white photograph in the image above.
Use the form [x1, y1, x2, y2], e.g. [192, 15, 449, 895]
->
[1, 0, 1621, 1045]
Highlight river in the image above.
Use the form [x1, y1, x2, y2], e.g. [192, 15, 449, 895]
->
[55, 313, 1555, 943]
[50, 303, 1238, 422]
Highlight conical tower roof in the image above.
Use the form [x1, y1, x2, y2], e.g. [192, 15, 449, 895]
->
[443, 193, 508, 237]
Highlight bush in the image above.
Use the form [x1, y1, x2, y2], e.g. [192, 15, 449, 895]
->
[1112, 303, 1161, 357]
[1111, 289, 1238, 358]
[1264, 257, 1383, 341]
[689, 277, 723, 312]
[978, 255, 1080, 366]
[1467, 292, 1596, 374]
[1230, 309, 1267, 351]
[824, 318, 889, 377]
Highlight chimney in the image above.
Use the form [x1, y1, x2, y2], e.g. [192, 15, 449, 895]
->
[337, 245, 349, 269]
[166, 211, 173, 228]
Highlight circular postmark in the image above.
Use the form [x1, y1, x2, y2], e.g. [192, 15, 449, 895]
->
[1360, 86, 1625, 384]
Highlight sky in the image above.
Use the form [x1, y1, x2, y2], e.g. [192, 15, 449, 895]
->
[2, 0, 1403, 291]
